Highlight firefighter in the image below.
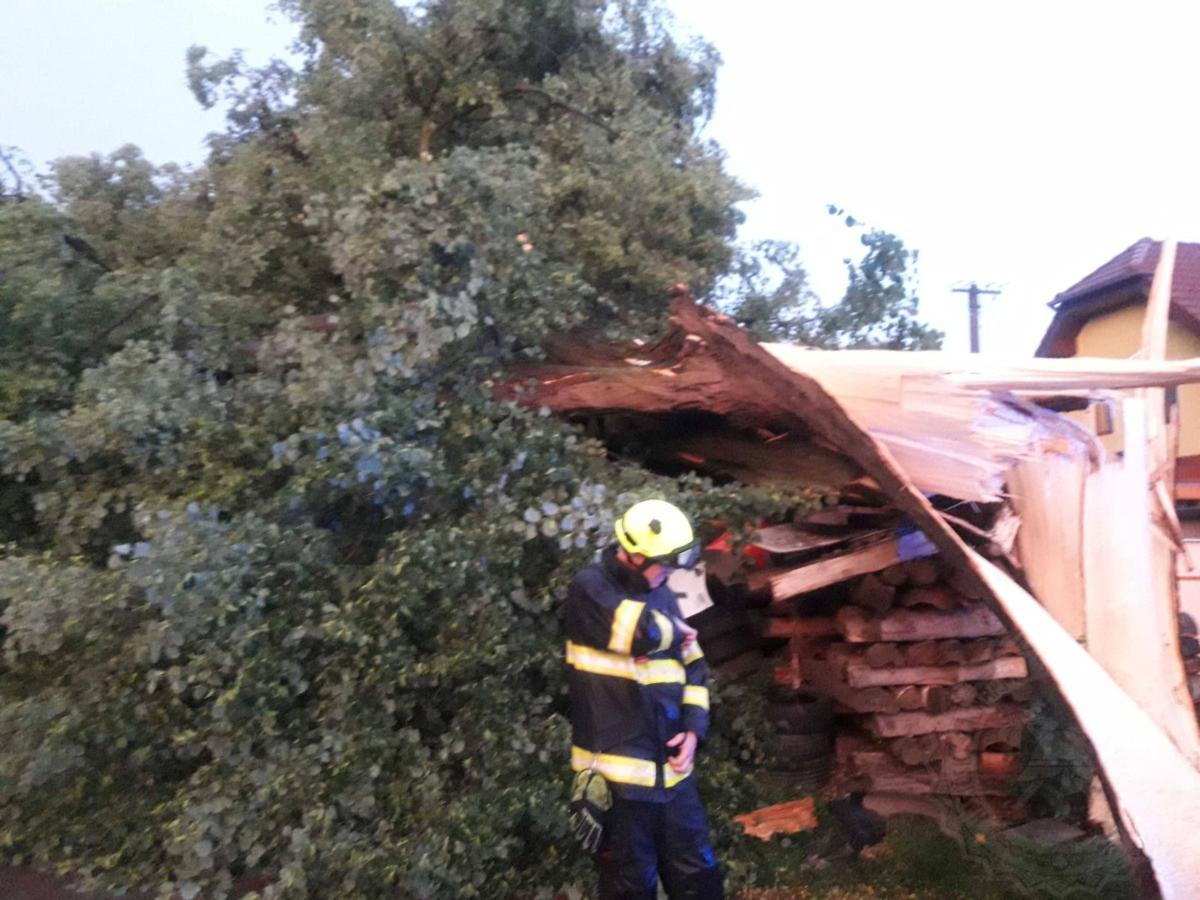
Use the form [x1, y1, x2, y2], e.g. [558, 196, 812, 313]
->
[565, 499, 724, 899]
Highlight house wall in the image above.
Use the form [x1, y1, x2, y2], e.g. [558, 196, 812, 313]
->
[1069, 302, 1200, 457]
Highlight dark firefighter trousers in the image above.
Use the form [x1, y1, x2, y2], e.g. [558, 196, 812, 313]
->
[597, 778, 724, 900]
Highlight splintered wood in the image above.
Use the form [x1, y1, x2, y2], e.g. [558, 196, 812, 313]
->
[733, 797, 818, 840]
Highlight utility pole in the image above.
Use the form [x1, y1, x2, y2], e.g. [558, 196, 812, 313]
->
[952, 282, 1001, 353]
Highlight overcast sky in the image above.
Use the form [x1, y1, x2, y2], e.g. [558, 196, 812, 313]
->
[5, 1, 1200, 354]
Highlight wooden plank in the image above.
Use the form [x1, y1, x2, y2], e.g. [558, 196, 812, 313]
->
[846, 656, 1027, 688]
[1083, 399, 1200, 767]
[800, 660, 899, 714]
[867, 704, 1032, 739]
[747, 539, 901, 602]
[1008, 453, 1088, 639]
[836, 604, 1006, 643]
[761, 617, 839, 640]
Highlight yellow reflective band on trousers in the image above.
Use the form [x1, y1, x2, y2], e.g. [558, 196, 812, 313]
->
[608, 599, 645, 654]
[682, 642, 704, 665]
[683, 685, 710, 710]
[565, 642, 685, 684]
[572, 746, 693, 788]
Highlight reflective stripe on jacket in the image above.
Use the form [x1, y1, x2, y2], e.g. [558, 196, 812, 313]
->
[565, 545, 711, 801]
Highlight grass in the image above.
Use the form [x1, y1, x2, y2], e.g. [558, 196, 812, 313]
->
[731, 813, 1135, 900]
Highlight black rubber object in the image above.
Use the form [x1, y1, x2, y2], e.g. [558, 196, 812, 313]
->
[772, 755, 833, 791]
[782, 758, 830, 792]
[700, 626, 759, 666]
[686, 604, 751, 642]
[773, 731, 834, 760]
[765, 689, 834, 735]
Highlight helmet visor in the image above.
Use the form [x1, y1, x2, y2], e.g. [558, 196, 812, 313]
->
[660, 542, 701, 570]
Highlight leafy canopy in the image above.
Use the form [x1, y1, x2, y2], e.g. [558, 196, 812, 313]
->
[0, 2, 812, 897]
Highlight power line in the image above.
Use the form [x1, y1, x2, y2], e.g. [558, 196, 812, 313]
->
[952, 282, 1001, 353]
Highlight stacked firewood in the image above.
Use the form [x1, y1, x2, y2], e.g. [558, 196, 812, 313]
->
[768, 554, 1034, 801]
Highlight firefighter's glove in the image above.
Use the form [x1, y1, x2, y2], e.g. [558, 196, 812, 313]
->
[569, 768, 611, 855]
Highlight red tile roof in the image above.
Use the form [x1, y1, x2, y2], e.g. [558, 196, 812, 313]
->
[1039, 239, 1200, 355]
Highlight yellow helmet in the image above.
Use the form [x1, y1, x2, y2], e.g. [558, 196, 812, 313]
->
[614, 499, 699, 569]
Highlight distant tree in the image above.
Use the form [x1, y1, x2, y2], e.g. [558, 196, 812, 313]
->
[723, 209, 943, 350]
[818, 206, 943, 349]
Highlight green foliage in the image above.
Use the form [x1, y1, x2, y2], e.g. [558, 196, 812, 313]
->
[0, 2, 826, 896]
[1017, 695, 1096, 820]
[819, 207, 943, 350]
[723, 212, 943, 349]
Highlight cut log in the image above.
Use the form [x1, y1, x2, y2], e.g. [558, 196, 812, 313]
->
[976, 679, 1035, 705]
[891, 734, 940, 766]
[867, 704, 1032, 739]
[945, 565, 987, 602]
[864, 642, 906, 668]
[800, 660, 900, 714]
[905, 640, 940, 667]
[980, 752, 1021, 778]
[747, 539, 901, 602]
[949, 683, 979, 707]
[836, 605, 1007, 643]
[846, 656, 1029, 688]
[977, 726, 1024, 752]
[761, 617, 839, 640]
[849, 574, 897, 614]
[936, 640, 966, 665]
[994, 636, 1022, 657]
[924, 685, 952, 714]
[892, 685, 951, 713]
[878, 563, 909, 586]
[940, 731, 974, 760]
[899, 585, 962, 611]
[938, 754, 978, 778]
[904, 558, 942, 587]
[963, 638, 996, 665]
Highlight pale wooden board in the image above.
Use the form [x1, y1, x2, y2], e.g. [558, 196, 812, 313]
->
[1008, 452, 1088, 639]
[1082, 398, 1200, 767]
[748, 539, 901, 601]
[845, 656, 1027, 689]
[867, 704, 1031, 738]
[836, 605, 1007, 643]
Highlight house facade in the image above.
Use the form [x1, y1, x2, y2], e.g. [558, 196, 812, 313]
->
[1038, 238, 1200, 496]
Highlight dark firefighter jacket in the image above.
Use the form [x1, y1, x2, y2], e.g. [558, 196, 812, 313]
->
[565, 545, 711, 802]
